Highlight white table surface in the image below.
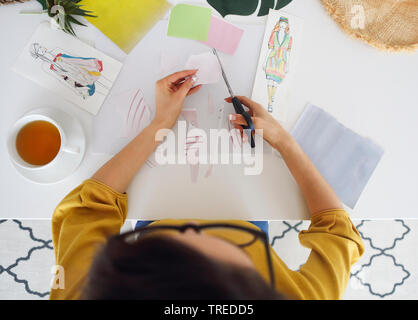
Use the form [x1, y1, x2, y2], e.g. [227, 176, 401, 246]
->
[0, 0, 417, 220]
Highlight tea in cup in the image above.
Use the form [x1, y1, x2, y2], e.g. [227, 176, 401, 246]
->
[7, 113, 79, 170]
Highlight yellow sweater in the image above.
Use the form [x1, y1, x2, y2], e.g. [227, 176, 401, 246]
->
[50, 179, 364, 300]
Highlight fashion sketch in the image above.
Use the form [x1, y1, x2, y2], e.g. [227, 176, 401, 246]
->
[264, 17, 293, 113]
[30, 43, 112, 99]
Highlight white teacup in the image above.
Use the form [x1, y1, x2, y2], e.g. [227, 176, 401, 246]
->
[7, 113, 80, 170]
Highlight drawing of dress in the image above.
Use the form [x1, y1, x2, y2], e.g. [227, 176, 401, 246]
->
[30, 43, 108, 99]
[50, 53, 103, 98]
[265, 17, 292, 113]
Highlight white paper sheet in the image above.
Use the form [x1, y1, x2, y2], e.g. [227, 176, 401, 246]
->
[291, 104, 384, 208]
[13, 22, 123, 115]
[91, 20, 263, 167]
[93, 20, 264, 137]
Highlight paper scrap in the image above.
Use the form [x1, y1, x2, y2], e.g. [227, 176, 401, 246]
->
[118, 88, 152, 138]
[205, 165, 214, 178]
[190, 163, 200, 184]
[208, 92, 215, 114]
[167, 4, 212, 41]
[185, 52, 222, 85]
[181, 109, 198, 127]
[201, 16, 244, 55]
[291, 104, 384, 209]
[181, 109, 203, 184]
[228, 119, 242, 151]
[92, 88, 153, 155]
[82, 0, 172, 53]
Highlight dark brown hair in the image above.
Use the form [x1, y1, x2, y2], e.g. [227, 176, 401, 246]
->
[82, 234, 283, 300]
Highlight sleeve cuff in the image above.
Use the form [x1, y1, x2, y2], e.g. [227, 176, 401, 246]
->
[84, 179, 128, 199]
[310, 208, 348, 219]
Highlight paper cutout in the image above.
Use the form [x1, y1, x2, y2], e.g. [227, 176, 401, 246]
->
[217, 105, 225, 122]
[13, 23, 122, 116]
[92, 88, 154, 155]
[200, 16, 244, 55]
[118, 88, 153, 138]
[181, 109, 204, 184]
[181, 109, 199, 127]
[167, 4, 212, 41]
[82, 0, 171, 53]
[204, 164, 214, 178]
[203, 103, 226, 178]
[251, 10, 303, 122]
[185, 52, 222, 85]
[189, 162, 200, 184]
[291, 104, 384, 209]
[208, 92, 215, 114]
[227, 119, 243, 151]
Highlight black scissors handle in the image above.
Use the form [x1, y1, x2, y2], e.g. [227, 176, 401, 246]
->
[231, 97, 255, 148]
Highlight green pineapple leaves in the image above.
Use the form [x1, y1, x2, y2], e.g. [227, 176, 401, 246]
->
[35, 0, 96, 36]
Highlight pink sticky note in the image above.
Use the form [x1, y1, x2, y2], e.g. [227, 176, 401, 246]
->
[201, 16, 244, 55]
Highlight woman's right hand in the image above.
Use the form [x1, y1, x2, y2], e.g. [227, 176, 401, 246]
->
[226, 96, 289, 150]
[228, 96, 343, 215]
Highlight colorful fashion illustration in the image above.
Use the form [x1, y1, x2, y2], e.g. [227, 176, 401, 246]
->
[30, 43, 110, 99]
[264, 17, 292, 113]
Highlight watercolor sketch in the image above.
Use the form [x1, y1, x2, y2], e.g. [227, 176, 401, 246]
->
[252, 10, 303, 122]
[13, 22, 122, 115]
[30, 43, 112, 99]
[264, 17, 292, 113]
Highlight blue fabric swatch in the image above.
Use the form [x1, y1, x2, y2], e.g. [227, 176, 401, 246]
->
[291, 104, 384, 208]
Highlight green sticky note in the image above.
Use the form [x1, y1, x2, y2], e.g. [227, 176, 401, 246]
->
[167, 4, 212, 41]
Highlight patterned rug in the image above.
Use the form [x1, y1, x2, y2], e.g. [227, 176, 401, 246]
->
[0, 219, 416, 300]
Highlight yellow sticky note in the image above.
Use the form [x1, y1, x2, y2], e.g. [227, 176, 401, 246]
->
[82, 0, 172, 53]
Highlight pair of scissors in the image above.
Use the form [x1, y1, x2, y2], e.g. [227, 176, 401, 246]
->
[212, 49, 255, 148]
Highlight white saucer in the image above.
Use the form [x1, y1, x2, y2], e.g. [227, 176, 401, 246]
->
[10, 107, 86, 184]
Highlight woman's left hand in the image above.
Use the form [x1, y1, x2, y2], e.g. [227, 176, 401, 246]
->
[152, 70, 202, 129]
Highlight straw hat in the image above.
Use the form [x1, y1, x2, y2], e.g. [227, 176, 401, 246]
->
[322, 0, 418, 52]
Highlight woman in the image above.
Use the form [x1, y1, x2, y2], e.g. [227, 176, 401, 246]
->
[264, 17, 292, 113]
[50, 70, 364, 300]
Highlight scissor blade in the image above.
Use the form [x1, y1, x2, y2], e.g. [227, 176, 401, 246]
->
[212, 48, 235, 98]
